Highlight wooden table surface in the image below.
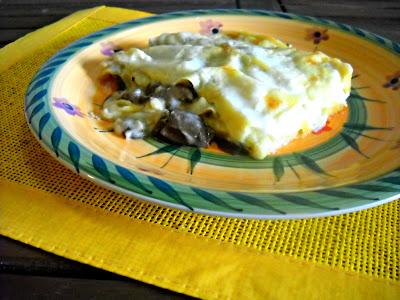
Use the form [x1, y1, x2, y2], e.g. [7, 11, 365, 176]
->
[1, 0, 399, 298]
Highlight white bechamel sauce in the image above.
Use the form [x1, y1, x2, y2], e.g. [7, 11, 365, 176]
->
[105, 32, 352, 159]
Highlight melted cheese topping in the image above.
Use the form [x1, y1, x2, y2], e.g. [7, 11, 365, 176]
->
[104, 32, 352, 159]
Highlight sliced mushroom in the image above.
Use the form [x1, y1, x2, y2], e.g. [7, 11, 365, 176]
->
[121, 87, 149, 104]
[145, 82, 162, 95]
[113, 75, 126, 91]
[170, 80, 198, 103]
[214, 137, 248, 155]
[159, 109, 214, 147]
[127, 88, 143, 100]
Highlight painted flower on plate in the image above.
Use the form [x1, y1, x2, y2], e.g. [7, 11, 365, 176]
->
[100, 41, 121, 56]
[53, 97, 84, 117]
[383, 71, 400, 90]
[306, 28, 329, 45]
[199, 19, 223, 35]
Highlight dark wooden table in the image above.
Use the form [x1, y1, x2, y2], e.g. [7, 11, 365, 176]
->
[1, 1, 399, 298]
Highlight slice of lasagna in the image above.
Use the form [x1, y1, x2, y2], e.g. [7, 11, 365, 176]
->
[101, 32, 352, 159]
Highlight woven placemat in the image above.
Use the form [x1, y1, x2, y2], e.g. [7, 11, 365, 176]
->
[0, 7, 399, 285]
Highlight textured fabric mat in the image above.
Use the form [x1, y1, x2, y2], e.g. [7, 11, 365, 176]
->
[0, 6, 399, 299]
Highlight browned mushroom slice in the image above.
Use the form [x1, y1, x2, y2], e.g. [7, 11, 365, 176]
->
[213, 136, 248, 155]
[121, 87, 149, 104]
[145, 81, 162, 94]
[113, 75, 126, 91]
[173, 80, 198, 102]
[167, 85, 196, 103]
[159, 109, 214, 147]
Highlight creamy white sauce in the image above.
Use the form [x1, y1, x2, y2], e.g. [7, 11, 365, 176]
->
[104, 32, 352, 159]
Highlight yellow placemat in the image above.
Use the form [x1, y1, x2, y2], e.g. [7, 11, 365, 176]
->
[0, 6, 399, 299]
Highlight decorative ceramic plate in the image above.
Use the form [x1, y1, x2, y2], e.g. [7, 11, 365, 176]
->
[25, 10, 400, 219]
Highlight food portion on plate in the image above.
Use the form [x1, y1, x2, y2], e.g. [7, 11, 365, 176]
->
[100, 31, 353, 159]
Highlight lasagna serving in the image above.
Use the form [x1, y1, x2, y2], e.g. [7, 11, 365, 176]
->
[100, 32, 352, 159]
